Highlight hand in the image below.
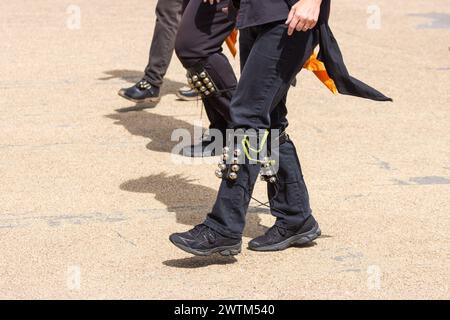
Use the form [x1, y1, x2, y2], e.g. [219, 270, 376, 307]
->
[203, 0, 221, 4]
[204, 0, 228, 13]
[286, 0, 322, 36]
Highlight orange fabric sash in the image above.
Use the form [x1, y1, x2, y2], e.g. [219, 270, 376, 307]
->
[225, 29, 238, 57]
[303, 52, 337, 94]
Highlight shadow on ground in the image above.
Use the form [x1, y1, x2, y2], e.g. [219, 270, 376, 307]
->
[120, 173, 268, 240]
[408, 12, 450, 29]
[163, 255, 238, 268]
[100, 69, 189, 111]
[106, 111, 194, 153]
[162, 238, 321, 269]
[99, 69, 186, 97]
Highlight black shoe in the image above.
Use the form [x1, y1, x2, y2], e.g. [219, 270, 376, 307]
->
[248, 215, 321, 252]
[181, 134, 221, 157]
[170, 224, 242, 256]
[176, 86, 200, 101]
[118, 79, 160, 103]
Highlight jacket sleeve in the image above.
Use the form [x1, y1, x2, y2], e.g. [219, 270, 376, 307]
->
[284, 0, 297, 8]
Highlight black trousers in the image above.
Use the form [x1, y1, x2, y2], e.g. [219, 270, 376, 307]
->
[143, 0, 184, 88]
[175, 0, 237, 133]
[204, 21, 318, 239]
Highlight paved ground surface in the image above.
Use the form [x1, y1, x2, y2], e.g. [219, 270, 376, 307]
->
[1, 0, 449, 299]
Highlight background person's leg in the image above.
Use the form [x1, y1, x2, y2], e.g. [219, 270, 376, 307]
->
[175, 0, 237, 128]
[142, 0, 184, 88]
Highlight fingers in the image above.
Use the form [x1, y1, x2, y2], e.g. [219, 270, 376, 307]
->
[285, 0, 322, 36]
[285, 8, 295, 25]
[297, 19, 314, 32]
[286, 8, 299, 36]
[306, 10, 319, 29]
[295, 18, 307, 33]
[286, 9, 319, 35]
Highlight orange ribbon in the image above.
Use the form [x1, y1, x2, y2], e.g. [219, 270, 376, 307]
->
[225, 29, 238, 57]
[303, 52, 337, 94]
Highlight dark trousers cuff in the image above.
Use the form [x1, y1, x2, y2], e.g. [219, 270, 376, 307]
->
[204, 217, 242, 240]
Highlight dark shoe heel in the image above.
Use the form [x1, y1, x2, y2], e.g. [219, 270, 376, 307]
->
[219, 248, 241, 256]
[219, 243, 242, 256]
[292, 226, 321, 245]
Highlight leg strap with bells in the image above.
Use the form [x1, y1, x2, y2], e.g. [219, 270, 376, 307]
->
[186, 67, 218, 99]
[215, 146, 241, 181]
[259, 131, 290, 183]
[214, 131, 290, 183]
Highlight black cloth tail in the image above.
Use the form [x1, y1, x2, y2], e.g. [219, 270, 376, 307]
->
[317, 24, 392, 102]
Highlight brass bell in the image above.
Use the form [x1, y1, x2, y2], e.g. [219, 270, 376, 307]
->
[210, 87, 216, 92]
[195, 81, 202, 87]
[204, 90, 210, 96]
[269, 176, 277, 183]
[228, 172, 238, 180]
[231, 164, 240, 172]
[192, 75, 199, 82]
[223, 146, 230, 153]
[215, 169, 224, 178]
[218, 163, 226, 170]
[200, 72, 207, 78]
[200, 86, 207, 92]
[206, 83, 213, 89]
[203, 78, 210, 84]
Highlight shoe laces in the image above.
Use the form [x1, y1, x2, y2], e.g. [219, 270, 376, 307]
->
[192, 224, 217, 243]
[137, 79, 151, 90]
[266, 225, 287, 238]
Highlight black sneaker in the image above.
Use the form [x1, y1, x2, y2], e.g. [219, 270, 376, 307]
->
[176, 86, 200, 101]
[118, 79, 160, 103]
[248, 215, 321, 252]
[170, 224, 242, 256]
[181, 134, 221, 157]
